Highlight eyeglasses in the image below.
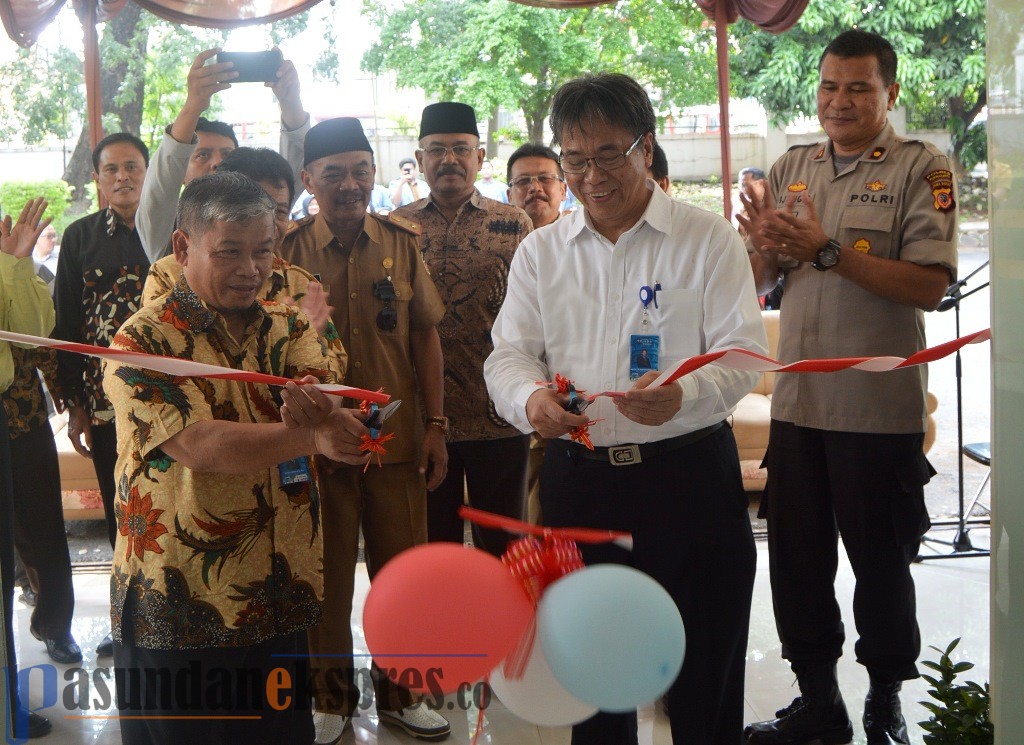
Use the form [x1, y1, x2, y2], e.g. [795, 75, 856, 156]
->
[509, 174, 565, 190]
[373, 277, 397, 332]
[558, 135, 644, 174]
[418, 145, 479, 160]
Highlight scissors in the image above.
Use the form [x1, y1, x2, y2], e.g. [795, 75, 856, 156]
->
[364, 399, 402, 438]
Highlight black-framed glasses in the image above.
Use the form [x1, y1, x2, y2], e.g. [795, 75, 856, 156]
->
[373, 277, 397, 332]
[509, 174, 565, 190]
[558, 134, 644, 174]
[418, 145, 479, 160]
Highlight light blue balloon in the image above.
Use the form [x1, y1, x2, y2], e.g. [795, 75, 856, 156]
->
[537, 564, 686, 713]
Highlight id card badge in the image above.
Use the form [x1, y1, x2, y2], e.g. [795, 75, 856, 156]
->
[278, 456, 312, 485]
[630, 334, 660, 380]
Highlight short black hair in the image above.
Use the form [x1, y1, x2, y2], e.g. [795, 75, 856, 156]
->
[196, 117, 239, 148]
[650, 142, 669, 182]
[820, 30, 898, 87]
[177, 171, 274, 239]
[218, 147, 296, 203]
[92, 132, 149, 172]
[739, 167, 766, 182]
[506, 143, 561, 183]
[399, 157, 416, 169]
[550, 73, 656, 146]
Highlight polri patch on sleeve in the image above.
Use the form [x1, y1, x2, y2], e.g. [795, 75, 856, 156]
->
[923, 169, 956, 212]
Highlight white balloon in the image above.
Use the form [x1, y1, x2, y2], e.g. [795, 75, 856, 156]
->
[489, 642, 598, 727]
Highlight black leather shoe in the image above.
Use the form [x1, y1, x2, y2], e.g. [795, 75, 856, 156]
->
[864, 680, 910, 745]
[96, 633, 114, 657]
[744, 665, 853, 745]
[11, 709, 52, 739]
[744, 700, 854, 744]
[31, 627, 83, 665]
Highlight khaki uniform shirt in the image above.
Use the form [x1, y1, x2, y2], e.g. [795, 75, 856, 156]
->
[142, 253, 348, 376]
[280, 212, 445, 463]
[394, 192, 532, 442]
[769, 122, 958, 433]
[103, 278, 338, 649]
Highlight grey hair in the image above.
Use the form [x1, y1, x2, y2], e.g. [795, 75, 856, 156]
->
[176, 171, 275, 238]
[549, 73, 656, 146]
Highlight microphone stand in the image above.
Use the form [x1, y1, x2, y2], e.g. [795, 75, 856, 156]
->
[916, 261, 990, 561]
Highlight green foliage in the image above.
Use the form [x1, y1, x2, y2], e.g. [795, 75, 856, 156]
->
[361, 0, 716, 145]
[0, 46, 84, 144]
[730, 0, 985, 172]
[139, 21, 226, 148]
[918, 637, 993, 745]
[0, 180, 75, 233]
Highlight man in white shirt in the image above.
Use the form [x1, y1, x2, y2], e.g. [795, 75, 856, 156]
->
[484, 72, 766, 745]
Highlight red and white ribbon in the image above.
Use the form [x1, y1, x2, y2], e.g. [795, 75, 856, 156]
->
[589, 328, 991, 399]
[0, 330, 391, 404]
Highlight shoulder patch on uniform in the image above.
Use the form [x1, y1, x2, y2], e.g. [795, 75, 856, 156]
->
[387, 212, 421, 236]
[786, 141, 825, 155]
[787, 181, 808, 193]
[286, 215, 314, 235]
[923, 169, 956, 212]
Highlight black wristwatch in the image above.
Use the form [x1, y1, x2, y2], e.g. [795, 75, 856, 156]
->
[812, 239, 842, 271]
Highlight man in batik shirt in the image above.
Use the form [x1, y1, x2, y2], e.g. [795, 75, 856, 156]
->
[103, 172, 367, 745]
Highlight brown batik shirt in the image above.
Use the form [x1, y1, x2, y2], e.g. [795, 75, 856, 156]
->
[394, 191, 531, 441]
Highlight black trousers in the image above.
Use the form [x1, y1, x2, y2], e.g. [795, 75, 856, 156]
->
[90, 421, 119, 549]
[113, 632, 314, 745]
[760, 420, 931, 682]
[10, 422, 74, 640]
[427, 435, 530, 557]
[1, 406, 24, 721]
[541, 425, 756, 745]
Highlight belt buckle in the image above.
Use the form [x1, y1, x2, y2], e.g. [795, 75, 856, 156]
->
[607, 444, 641, 466]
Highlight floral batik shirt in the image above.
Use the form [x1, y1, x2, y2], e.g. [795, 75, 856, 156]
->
[102, 277, 339, 650]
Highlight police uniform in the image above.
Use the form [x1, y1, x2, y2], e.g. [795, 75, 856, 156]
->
[762, 121, 958, 682]
[279, 210, 446, 716]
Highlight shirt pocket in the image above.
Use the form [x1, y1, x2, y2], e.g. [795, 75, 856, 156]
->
[655, 288, 702, 367]
[838, 205, 897, 259]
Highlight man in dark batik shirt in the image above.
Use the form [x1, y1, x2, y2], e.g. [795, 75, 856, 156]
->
[53, 132, 151, 657]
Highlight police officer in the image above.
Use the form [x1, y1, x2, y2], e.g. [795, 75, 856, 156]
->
[739, 30, 958, 745]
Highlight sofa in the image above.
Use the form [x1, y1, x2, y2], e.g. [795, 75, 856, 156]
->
[730, 311, 938, 492]
[51, 412, 104, 520]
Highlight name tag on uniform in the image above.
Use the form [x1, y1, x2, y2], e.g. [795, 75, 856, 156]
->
[278, 457, 312, 485]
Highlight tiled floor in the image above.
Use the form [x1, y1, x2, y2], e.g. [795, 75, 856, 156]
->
[11, 527, 990, 744]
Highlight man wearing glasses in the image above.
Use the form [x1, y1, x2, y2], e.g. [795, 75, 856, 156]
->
[278, 118, 451, 743]
[506, 144, 568, 230]
[394, 103, 533, 559]
[485, 73, 766, 745]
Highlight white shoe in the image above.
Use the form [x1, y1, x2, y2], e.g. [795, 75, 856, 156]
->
[313, 711, 350, 744]
[379, 705, 451, 740]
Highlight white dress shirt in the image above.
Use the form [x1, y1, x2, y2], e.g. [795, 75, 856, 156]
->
[484, 181, 767, 447]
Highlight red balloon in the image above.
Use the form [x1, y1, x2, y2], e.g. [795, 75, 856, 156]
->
[363, 542, 533, 694]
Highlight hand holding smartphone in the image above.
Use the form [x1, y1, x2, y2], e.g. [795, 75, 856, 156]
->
[216, 50, 284, 84]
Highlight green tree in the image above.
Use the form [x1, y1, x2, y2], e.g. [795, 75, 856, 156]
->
[362, 0, 716, 146]
[729, 0, 986, 174]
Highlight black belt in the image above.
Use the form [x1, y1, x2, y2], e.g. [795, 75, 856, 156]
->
[566, 422, 725, 466]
